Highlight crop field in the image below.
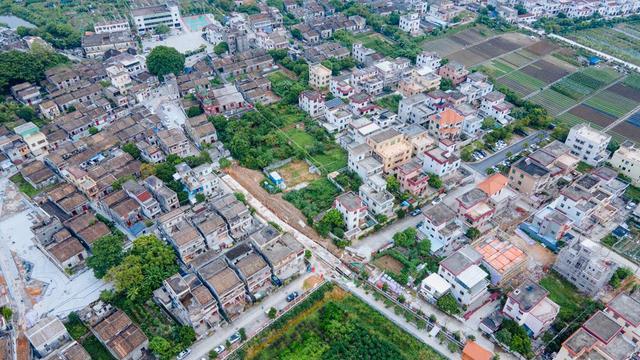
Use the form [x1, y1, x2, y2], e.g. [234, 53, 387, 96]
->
[567, 104, 618, 128]
[498, 71, 546, 96]
[569, 21, 640, 66]
[520, 59, 573, 84]
[238, 283, 446, 360]
[529, 89, 578, 115]
[583, 90, 639, 118]
[549, 67, 620, 101]
[500, 50, 537, 67]
[448, 32, 535, 67]
[524, 39, 560, 56]
[422, 27, 494, 56]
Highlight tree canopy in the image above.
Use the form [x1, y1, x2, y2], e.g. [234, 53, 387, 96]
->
[146, 46, 185, 77]
[87, 234, 125, 279]
[0, 47, 69, 93]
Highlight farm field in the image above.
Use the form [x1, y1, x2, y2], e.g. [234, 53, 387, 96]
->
[276, 160, 321, 189]
[237, 283, 446, 360]
[568, 20, 640, 66]
[611, 112, 640, 143]
[447, 32, 536, 67]
[421, 26, 495, 56]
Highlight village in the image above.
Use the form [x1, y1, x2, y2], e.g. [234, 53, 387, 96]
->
[0, 0, 639, 360]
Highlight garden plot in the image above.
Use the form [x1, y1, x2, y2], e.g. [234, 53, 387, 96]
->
[550, 67, 621, 101]
[530, 89, 578, 115]
[520, 59, 572, 84]
[567, 104, 618, 128]
[500, 50, 536, 68]
[569, 22, 640, 66]
[584, 90, 639, 118]
[611, 113, 640, 143]
[373, 255, 405, 274]
[497, 71, 546, 96]
[525, 39, 560, 56]
[422, 27, 492, 56]
[448, 33, 532, 67]
[276, 160, 320, 189]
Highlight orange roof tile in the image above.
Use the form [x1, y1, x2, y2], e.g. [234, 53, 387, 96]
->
[462, 341, 493, 360]
[429, 108, 464, 126]
[478, 173, 508, 196]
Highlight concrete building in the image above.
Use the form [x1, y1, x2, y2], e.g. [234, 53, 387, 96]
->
[503, 280, 559, 338]
[508, 157, 551, 197]
[399, 13, 420, 34]
[365, 129, 412, 173]
[26, 317, 69, 357]
[419, 273, 451, 302]
[131, 1, 181, 34]
[610, 142, 640, 185]
[81, 31, 135, 58]
[475, 238, 526, 285]
[427, 108, 464, 140]
[359, 175, 394, 217]
[334, 191, 367, 239]
[309, 63, 332, 90]
[298, 90, 325, 118]
[438, 61, 469, 85]
[419, 203, 464, 254]
[421, 141, 460, 177]
[565, 124, 611, 166]
[94, 19, 130, 34]
[438, 246, 489, 308]
[553, 240, 617, 296]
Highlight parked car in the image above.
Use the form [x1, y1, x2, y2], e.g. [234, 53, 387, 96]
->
[229, 332, 241, 344]
[431, 197, 442, 205]
[410, 208, 422, 216]
[626, 202, 637, 210]
[177, 349, 191, 360]
[214, 345, 226, 355]
[271, 274, 283, 287]
[286, 291, 299, 302]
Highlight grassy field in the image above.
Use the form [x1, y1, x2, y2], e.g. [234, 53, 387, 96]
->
[9, 173, 38, 197]
[539, 272, 589, 320]
[569, 21, 640, 66]
[285, 128, 317, 150]
[238, 283, 446, 360]
[310, 148, 347, 173]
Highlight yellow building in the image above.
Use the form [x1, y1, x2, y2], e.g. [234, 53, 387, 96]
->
[366, 129, 412, 173]
[309, 63, 332, 90]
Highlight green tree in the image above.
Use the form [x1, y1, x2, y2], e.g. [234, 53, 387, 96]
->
[234, 192, 247, 204]
[290, 28, 303, 40]
[481, 117, 496, 130]
[316, 209, 345, 237]
[428, 174, 443, 189]
[436, 294, 461, 315]
[155, 24, 170, 35]
[0, 48, 68, 93]
[304, 249, 312, 259]
[87, 235, 124, 279]
[149, 336, 173, 360]
[386, 175, 400, 193]
[219, 158, 231, 169]
[393, 228, 417, 248]
[214, 42, 229, 55]
[186, 105, 203, 117]
[417, 239, 431, 257]
[0, 306, 12, 321]
[88, 126, 99, 135]
[239, 327, 247, 341]
[146, 46, 185, 78]
[268, 307, 277, 319]
[466, 227, 481, 240]
[195, 193, 206, 203]
[122, 143, 141, 160]
[439, 78, 453, 91]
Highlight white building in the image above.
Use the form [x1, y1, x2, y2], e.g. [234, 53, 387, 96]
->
[438, 246, 489, 308]
[359, 175, 394, 217]
[399, 13, 420, 34]
[611, 142, 640, 186]
[398, 93, 434, 125]
[565, 124, 611, 166]
[419, 203, 464, 254]
[334, 191, 367, 238]
[416, 51, 441, 69]
[106, 64, 132, 93]
[348, 143, 383, 181]
[503, 280, 560, 338]
[131, 1, 181, 34]
[419, 273, 451, 302]
[480, 91, 513, 125]
[94, 19, 130, 34]
[298, 90, 325, 118]
[421, 141, 460, 177]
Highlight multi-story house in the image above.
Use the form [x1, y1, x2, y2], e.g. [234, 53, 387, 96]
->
[143, 176, 179, 212]
[610, 142, 640, 185]
[164, 220, 207, 264]
[366, 129, 412, 173]
[26, 317, 70, 357]
[416, 51, 442, 69]
[565, 124, 611, 166]
[94, 19, 130, 34]
[503, 280, 560, 338]
[438, 246, 489, 308]
[359, 175, 394, 217]
[157, 128, 191, 157]
[175, 163, 220, 202]
[184, 114, 217, 147]
[554, 239, 617, 296]
[330, 76, 355, 99]
[509, 157, 552, 197]
[459, 72, 493, 103]
[427, 108, 464, 140]
[194, 210, 231, 250]
[197, 256, 247, 320]
[122, 180, 161, 219]
[399, 13, 420, 34]
[212, 193, 253, 240]
[81, 30, 135, 58]
[419, 203, 464, 254]
[396, 159, 430, 197]
[298, 90, 325, 118]
[153, 272, 223, 338]
[352, 43, 378, 65]
[421, 141, 461, 177]
[11, 82, 41, 105]
[438, 61, 469, 85]
[475, 238, 527, 286]
[398, 93, 434, 125]
[255, 232, 305, 282]
[309, 63, 332, 90]
[226, 243, 273, 300]
[334, 191, 367, 239]
[13, 122, 49, 157]
[348, 143, 384, 181]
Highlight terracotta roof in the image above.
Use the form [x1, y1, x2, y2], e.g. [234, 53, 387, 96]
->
[475, 238, 526, 275]
[462, 341, 493, 360]
[47, 237, 85, 264]
[477, 173, 509, 197]
[430, 108, 463, 126]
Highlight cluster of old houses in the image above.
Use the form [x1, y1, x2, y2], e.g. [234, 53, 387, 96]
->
[492, 0, 640, 23]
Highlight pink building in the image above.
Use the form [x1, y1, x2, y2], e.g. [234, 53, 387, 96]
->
[396, 159, 430, 197]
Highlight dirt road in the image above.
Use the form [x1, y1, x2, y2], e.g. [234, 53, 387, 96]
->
[226, 165, 340, 255]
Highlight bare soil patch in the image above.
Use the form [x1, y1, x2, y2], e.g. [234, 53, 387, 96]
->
[612, 121, 640, 143]
[276, 160, 320, 189]
[569, 104, 617, 128]
[609, 82, 640, 102]
[373, 255, 404, 274]
[525, 39, 559, 56]
[521, 59, 571, 84]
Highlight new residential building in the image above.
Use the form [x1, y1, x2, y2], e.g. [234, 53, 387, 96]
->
[565, 124, 611, 166]
[503, 280, 559, 338]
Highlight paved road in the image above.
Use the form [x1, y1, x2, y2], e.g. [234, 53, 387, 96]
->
[468, 131, 547, 174]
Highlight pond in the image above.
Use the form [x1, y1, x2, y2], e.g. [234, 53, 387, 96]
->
[0, 15, 36, 29]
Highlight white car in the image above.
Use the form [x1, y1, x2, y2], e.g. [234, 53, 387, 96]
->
[431, 196, 443, 205]
[626, 202, 637, 210]
[214, 344, 226, 354]
[176, 349, 191, 360]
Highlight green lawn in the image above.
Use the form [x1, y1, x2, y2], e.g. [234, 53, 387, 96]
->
[285, 128, 316, 150]
[539, 272, 588, 318]
[310, 148, 347, 173]
[239, 283, 446, 360]
[9, 173, 39, 197]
